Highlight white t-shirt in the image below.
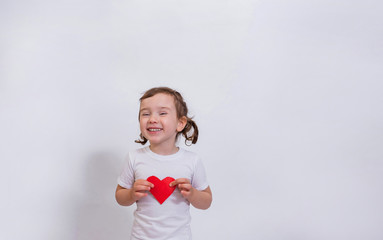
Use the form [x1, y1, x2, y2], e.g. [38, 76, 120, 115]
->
[118, 146, 209, 240]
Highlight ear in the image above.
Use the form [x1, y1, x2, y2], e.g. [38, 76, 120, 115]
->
[177, 116, 187, 132]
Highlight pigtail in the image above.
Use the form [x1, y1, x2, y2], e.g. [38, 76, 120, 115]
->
[181, 118, 199, 146]
[135, 133, 148, 145]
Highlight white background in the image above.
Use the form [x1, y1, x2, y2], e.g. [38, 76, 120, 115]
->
[1, 0, 383, 239]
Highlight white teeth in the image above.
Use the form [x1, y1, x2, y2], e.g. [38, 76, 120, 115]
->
[148, 129, 161, 132]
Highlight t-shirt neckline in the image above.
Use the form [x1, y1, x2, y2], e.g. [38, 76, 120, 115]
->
[144, 146, 184, 161]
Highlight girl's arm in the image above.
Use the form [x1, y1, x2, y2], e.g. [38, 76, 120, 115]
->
[170, 179, 212, 210]
[115, 179, 154, 206]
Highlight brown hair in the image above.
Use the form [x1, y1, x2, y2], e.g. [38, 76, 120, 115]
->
[135, 87, 199, 146]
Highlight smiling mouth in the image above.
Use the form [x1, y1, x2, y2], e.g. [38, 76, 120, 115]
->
[148, 128, 162, 132]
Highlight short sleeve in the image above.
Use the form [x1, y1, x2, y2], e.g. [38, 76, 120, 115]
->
[191, 157, 209, 191]
[117, 152, 135, 189]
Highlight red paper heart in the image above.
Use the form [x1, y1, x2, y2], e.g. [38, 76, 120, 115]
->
[147, 176, 176, 204]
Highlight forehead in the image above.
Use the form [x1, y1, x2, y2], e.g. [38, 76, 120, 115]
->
[140, 93, 175, 109]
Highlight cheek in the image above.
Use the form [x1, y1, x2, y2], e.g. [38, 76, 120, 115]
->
[139, 119, 147, 131]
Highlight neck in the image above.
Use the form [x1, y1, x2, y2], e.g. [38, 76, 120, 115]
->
[149, 144, 179, 155]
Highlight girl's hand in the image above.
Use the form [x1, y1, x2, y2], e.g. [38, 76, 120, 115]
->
[131, 179, 154, 202]
[170, 178, 194, 200]
[169, 178, 212, 210]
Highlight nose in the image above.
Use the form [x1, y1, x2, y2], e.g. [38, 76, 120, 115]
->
[148, 114, 158, 123]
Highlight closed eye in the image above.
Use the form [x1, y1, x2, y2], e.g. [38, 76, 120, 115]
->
[160, 112, 168, 116]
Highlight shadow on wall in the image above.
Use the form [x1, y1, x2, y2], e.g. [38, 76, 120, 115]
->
[74, 152, 133, 240]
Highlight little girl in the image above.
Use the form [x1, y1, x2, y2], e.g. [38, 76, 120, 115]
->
[116, 87, 212, 240]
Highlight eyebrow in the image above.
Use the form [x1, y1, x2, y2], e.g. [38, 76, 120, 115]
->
[139, 107, 172, 112]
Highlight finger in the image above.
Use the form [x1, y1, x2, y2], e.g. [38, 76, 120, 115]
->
[170, 178, 190, 187]
[136, 190, 150, 194]
[178, 185, 191, 192]
[136, 180, 154, 188]
[134, 182, 154, 191]
[135, 185, 152, 192]
[180, 190, 190, 198]
[134, 192, 148, 199]
[178, 184, 191, 191]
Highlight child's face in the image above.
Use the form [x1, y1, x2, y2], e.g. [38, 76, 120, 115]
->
[139, 93, 186, 149]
